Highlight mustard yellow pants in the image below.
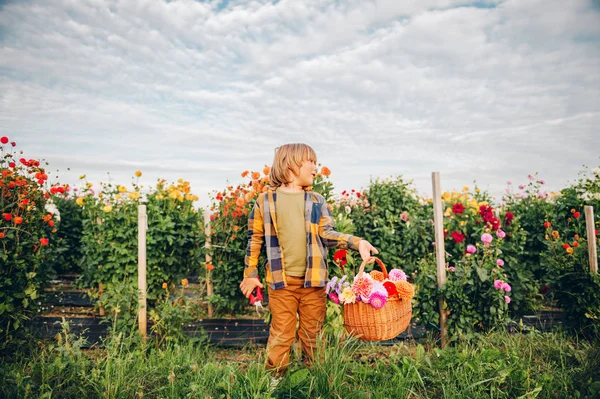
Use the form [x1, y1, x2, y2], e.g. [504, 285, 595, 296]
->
[265, 276, 326, 375]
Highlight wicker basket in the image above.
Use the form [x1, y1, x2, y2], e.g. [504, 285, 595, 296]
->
[343, 257, 412, 341]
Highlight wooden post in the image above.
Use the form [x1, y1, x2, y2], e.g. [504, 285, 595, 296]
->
[204, 210, 214, 317]
[431, 172, 448, 347]
[98, 283, 106, 316]
[138, 205, 148, 338]
[585, 206, 598, 274]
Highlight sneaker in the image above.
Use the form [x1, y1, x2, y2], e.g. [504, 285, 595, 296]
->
[269, 375, 282, 392]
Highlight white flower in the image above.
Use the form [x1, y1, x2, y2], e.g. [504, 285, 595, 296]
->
[44, 201, 61, 221]
[592, 168, 600, 176]
[344, 205, 351, 214]
[338, 286, 356, 304]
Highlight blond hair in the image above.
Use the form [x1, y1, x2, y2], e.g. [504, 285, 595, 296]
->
[270, 143, 317, 189]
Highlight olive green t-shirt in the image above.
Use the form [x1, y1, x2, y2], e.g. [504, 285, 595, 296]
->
[275, 188, 307, 277]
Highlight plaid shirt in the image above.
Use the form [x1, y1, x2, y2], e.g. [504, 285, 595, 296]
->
[244, 189, 362, 290]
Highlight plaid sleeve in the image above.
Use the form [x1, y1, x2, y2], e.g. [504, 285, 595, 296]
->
[244, 197, 264, 279]
[317, 198, 362, 250]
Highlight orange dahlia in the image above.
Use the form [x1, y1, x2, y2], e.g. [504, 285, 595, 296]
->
[369, 270, 385, 282]
[395, 281, 414, 300]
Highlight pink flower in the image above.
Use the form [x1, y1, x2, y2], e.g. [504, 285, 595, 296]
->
[352, 274, 374, 299]
[448, 266, 456, 272]
[496, 259, 505, 267]
[538, 179, 545, 185]
[368, 291, 387, 309]
[329, 292, 340, 304]
[388, 269, 407, 282]
[507, 181, 512, 185]
[496, 230, 506, 238]
[538, 190, 547, 199]
[501, 283, 512, 292]
[466, 245, 477, 254]
[518, 184, 525, 190]
[528, 174, 534, 180]
[494, 280, 503, 289]
[481, 233, 493, 244]
[504, 295, 511, 304]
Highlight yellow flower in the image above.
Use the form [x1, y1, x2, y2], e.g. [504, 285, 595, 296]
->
[115, 194, 122, 200]
[118, 185, 127, 193]
[475, 187, 480, 193]
[339, 286, 356, 304]
[462, 186, 469, 192]
[86, 183, 93, 189]
[79, 174, 86, 180]
[551, 230, 560, 239]
[135, 170, 142, 177]
[192, 195, 199, 201]
[103, 205, 113, 213]
[98, 192, 103, 198]
[162, 282, 168, 289]
[460, 221, 467, 226]
[168, 191, 178, 199]
[181, 278, 189, 287]
[566, 247, 574, 254]
[76, 197, 85, 206]
[128, 191, 140, 200]
[156, 194, 164, 200]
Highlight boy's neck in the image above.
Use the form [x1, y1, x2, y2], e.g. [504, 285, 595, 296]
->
[279, 183, 304, 193]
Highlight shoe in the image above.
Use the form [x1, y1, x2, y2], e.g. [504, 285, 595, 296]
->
[269, 375, 282, 391]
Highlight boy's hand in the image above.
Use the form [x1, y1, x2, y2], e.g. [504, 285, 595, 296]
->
[239, 277, 264, 298]
[359, 240, 379, 261]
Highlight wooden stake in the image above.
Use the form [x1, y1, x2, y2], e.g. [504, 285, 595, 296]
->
[138, 205, 148, 338]
[204, 210, 214, 317]
[431, 172, 448, 347]
[98, 283, 106, 316]
[585, 206, 598, 274]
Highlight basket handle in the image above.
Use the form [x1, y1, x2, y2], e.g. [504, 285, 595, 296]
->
[357, 257, 388, 279]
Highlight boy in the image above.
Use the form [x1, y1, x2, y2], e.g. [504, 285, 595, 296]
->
[239, 143, 378, 376]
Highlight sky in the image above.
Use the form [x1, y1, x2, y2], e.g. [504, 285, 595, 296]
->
[1, 0, 599, 209]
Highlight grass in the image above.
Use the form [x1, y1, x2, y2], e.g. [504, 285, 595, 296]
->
[1, 323, 599, 399]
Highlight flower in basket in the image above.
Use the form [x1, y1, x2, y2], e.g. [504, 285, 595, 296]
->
[338, 286, 356, 304]
[328, 263, 415, 308]
[395, 280, 415, 301]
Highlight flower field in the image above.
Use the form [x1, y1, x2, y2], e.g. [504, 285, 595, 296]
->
[2, 135, 600, 397]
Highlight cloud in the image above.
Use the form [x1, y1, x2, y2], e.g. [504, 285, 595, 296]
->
[0, 0, 599, 208]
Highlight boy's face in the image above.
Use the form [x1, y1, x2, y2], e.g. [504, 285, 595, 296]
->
[293, 159, 317, 187]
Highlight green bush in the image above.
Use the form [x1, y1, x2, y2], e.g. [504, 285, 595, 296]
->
[0, 137, 57, 351]
[77, 176, 205, 302]
[45, 195, 84, 274]
[350, 176, 433, 274]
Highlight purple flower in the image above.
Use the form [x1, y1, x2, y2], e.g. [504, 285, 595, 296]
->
[496, 230, 506, 238]
[329, 292, 340, 304]
[481, 233, 493, 244]
[466, 245, 477, 254]
[501, 283, 512, 292]
[504, 295, 511, 304]
[368, 292, 387, 309]
[496, 259, 505, 267]
[494, 280, 503, 290]
[326, 276, 338, 294]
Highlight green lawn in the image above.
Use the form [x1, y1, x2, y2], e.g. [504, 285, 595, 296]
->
[1, 326, 599, 399]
